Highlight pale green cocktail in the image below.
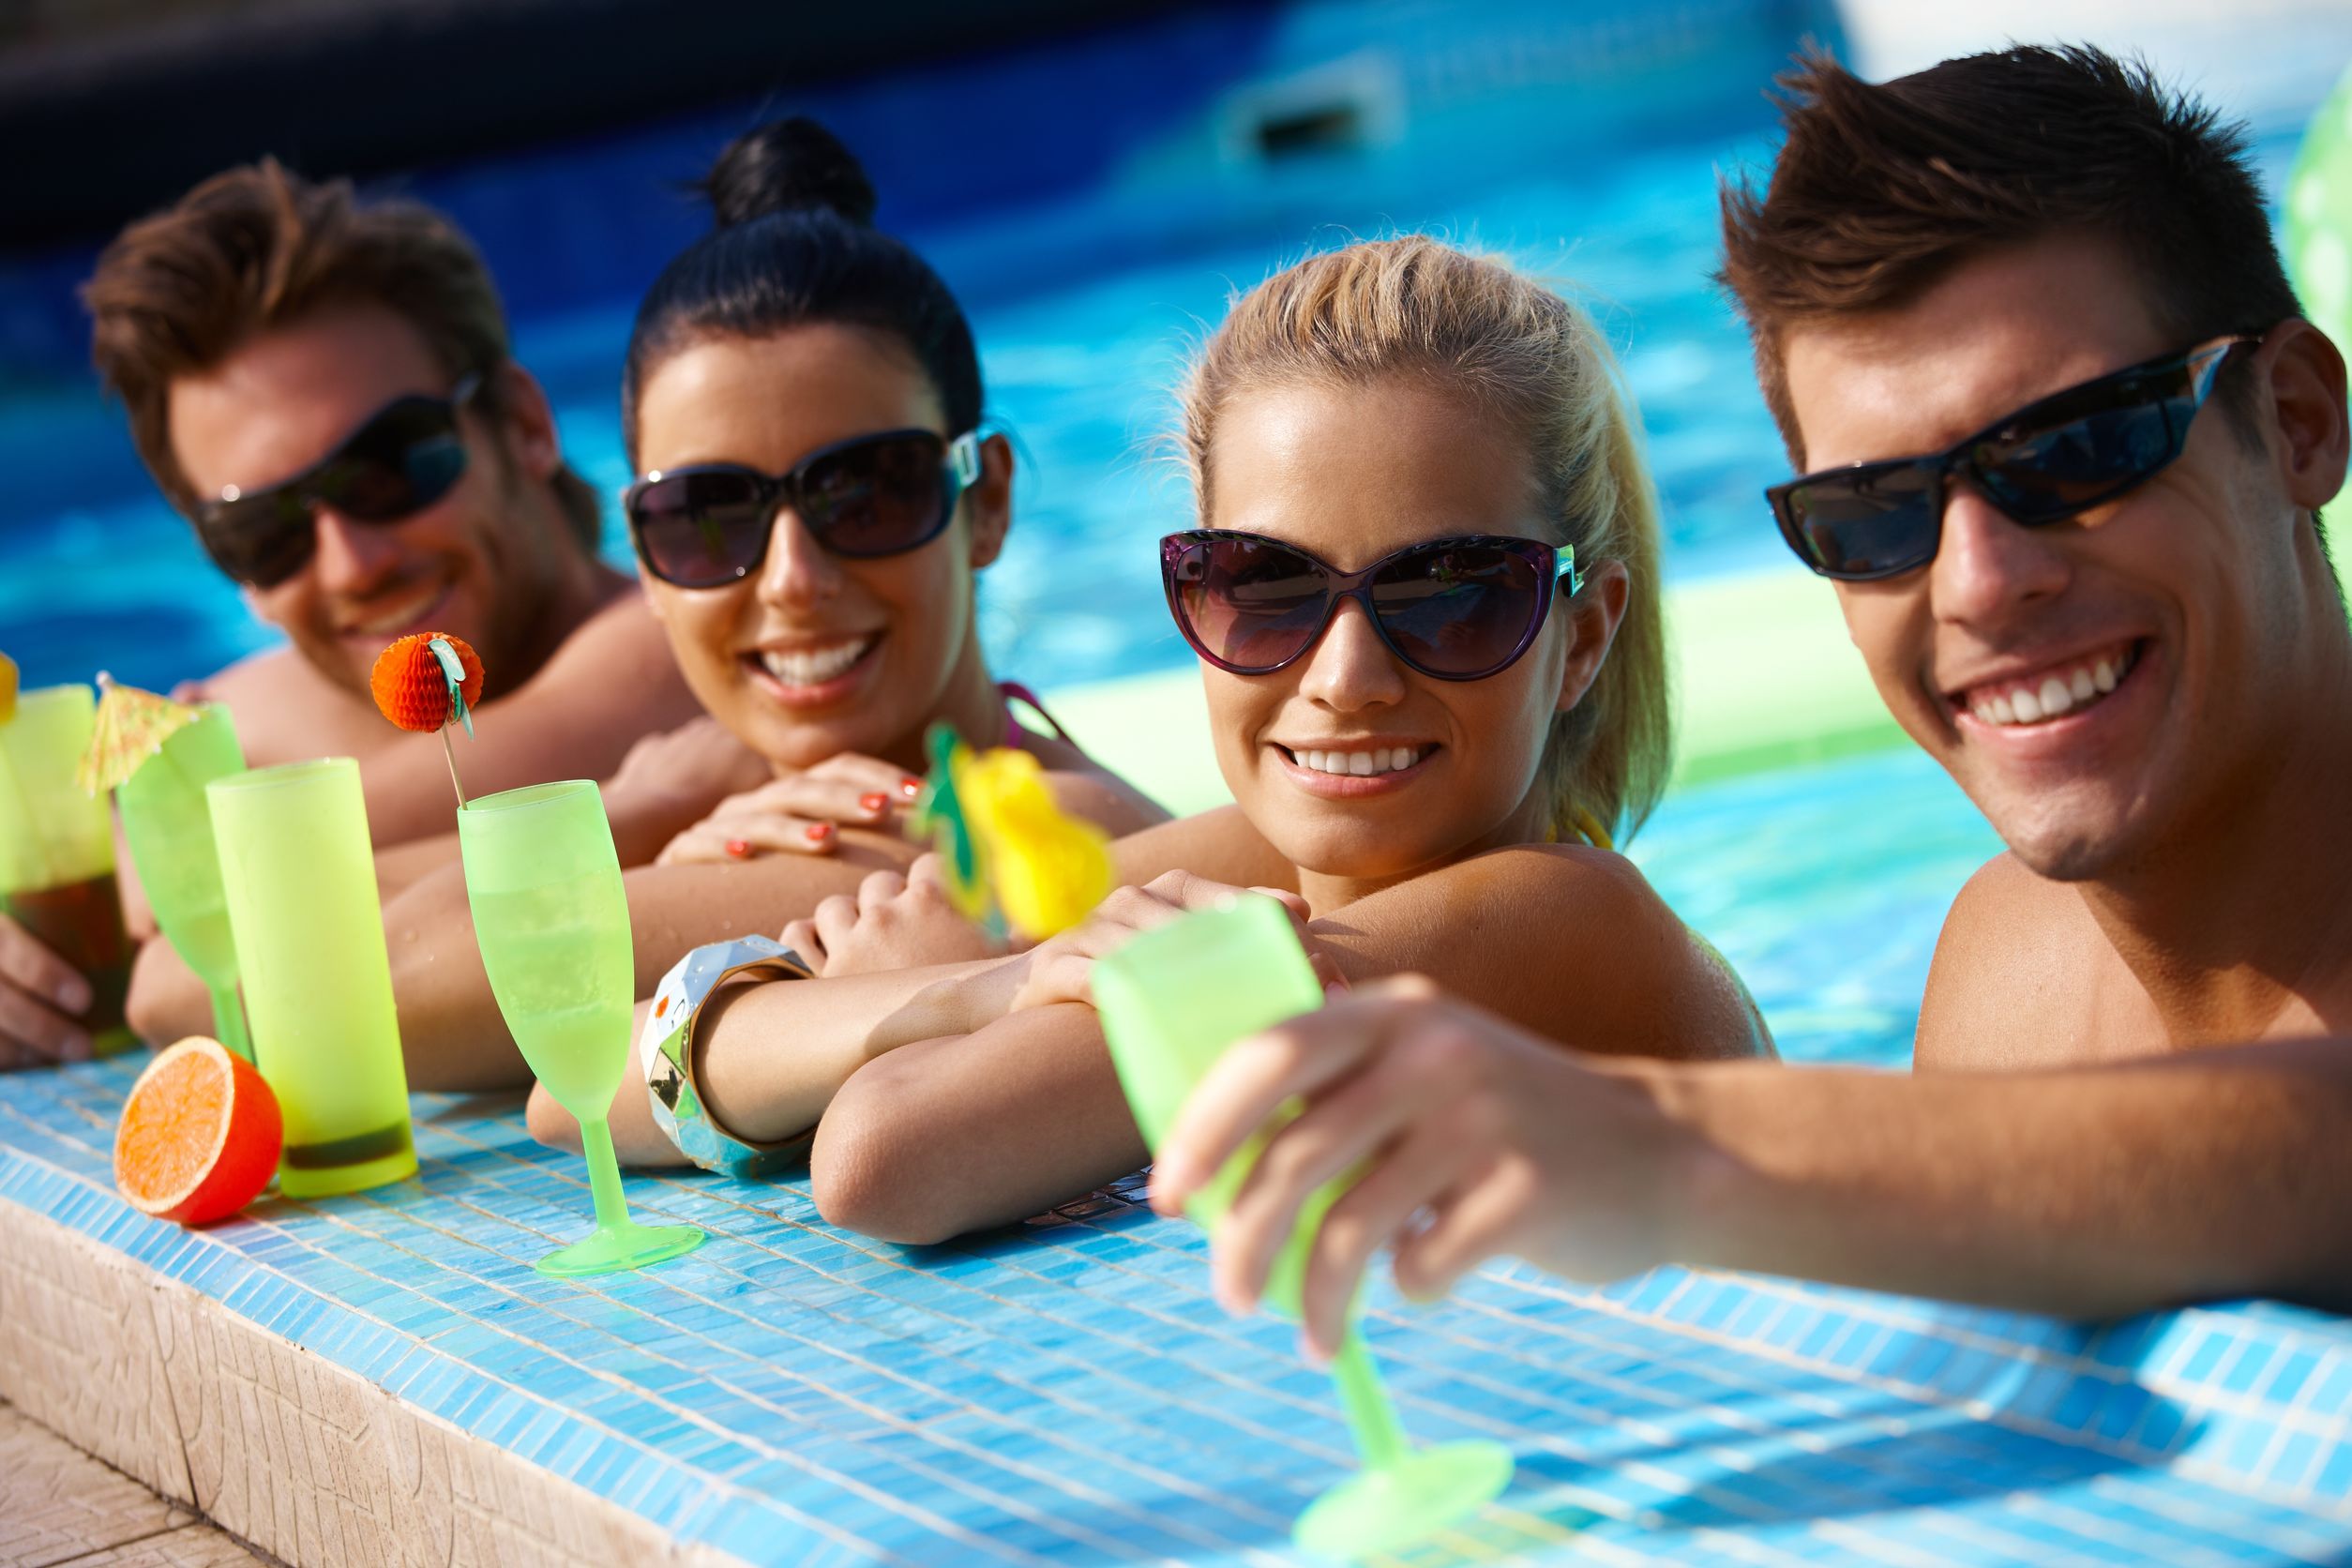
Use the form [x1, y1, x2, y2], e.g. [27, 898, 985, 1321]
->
[457, 780, 703, 1277]
[1092, 894, 1515, 1559]
[116, 703, 250, 1061]
[208, 758, 415, 1197]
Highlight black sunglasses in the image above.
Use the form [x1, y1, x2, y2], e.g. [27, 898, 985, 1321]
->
[1161, 530, 1581, 682]
[624, 427, 982, 589]
[194, 375, 480, 588]
[1767, 334, 2256, 581]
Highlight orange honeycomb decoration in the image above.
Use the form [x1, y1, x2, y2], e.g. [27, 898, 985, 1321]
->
[370, 633, 485, 733]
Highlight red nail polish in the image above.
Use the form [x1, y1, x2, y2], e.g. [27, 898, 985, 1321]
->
[860, 792, 888, 812]
[806, 822, 833, 842]
[900, 776, 922, 797]
[724, 838, 752, 859]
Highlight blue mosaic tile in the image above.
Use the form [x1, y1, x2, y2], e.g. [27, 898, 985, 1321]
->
[6, 1059, 2352, 1565]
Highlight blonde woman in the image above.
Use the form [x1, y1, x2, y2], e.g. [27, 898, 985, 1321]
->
[538, 239, 1771, 1230]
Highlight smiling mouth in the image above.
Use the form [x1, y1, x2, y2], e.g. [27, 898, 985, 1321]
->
[336, 580, 451, 641]
[1275, 744, 1435, 778]
[1952, 639, 2142, 729]
[744, 633, 882, 690]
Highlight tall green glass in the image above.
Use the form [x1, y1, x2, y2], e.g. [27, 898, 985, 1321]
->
[0, 685, 135, 1055]
[116, 704, 250, 1061]
[457, 780, 702, 1277]
[208, 759, 415, 1198]
[1092, 895, 1515, 1559]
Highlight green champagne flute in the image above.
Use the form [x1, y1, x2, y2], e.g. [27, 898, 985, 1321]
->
[116, 703, 250, 1061]
[457, 780, 703, 1277]
[1092, 894, 1515, 1559]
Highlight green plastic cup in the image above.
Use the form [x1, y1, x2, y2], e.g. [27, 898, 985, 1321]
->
[1093, 895, 1515, 1559]
[208, 759, 415, 1198]
[0, 685, 134, 1055]
[458, 780, 703, 1277]
[116, 704, 250, 1061]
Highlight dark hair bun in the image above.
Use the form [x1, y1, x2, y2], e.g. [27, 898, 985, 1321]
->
[701, 117, 877, 230]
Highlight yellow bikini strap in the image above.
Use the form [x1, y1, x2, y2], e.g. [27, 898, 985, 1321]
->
[1543, 807, 1616, 851]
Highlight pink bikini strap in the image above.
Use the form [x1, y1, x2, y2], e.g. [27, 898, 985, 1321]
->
[996, 680, 1078, 753]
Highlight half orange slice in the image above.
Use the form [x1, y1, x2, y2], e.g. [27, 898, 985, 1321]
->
[113, 1037, 281, 1225]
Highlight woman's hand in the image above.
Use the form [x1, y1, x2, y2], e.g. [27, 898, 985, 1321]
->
[656, 753, 924, 866]
[1150, 977, 1688, 1360]
[1006, 872, 1342, 1014]
[781, 854, 998, 976]
[600, 716, 775, 864]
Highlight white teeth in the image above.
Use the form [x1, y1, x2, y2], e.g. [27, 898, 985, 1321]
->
[1965, 646, 2137, 729]
[1293, 746, 1421, 777]
[759, 637, 873, 687]
[347, 585, 444, 636]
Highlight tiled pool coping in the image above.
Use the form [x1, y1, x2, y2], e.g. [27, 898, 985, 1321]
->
[3, 1059, 2348, 1567]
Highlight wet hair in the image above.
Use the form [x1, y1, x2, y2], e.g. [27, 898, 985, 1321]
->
[1717, 44, 2301, 461]
[1179, 236, 1672, 843]
[622, 117, 983, 465]
[83, 159, 601, 548]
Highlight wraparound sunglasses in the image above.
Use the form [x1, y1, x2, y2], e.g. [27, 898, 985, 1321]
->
[194, 375, 480, 588]
[625, 427, 982, 589]
[1161, 530, 1582, 681]
[1767, 334, 2256, 581]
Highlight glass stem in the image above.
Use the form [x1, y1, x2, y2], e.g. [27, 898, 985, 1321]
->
[1330, 1331, 1410, 1469]
[208, 981, 253, 1063]
[580, 1118, 633, 1234]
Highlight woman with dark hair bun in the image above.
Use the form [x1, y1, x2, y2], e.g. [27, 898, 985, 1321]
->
[617, 115, 1138, 852]
[385, 118, 1292, 1094]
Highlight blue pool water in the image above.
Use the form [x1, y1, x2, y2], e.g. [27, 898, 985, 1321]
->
[3, 4, 2337, 701]
[1632, 746, 2002, 1065]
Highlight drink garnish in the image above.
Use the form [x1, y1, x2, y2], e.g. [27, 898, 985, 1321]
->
[370, 632, 485, 807]
[114, 1035, 282, 1226]
[912, 724, 1111, 941]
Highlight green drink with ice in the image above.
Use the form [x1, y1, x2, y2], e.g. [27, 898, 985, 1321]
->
[458, 780, 702, 1276]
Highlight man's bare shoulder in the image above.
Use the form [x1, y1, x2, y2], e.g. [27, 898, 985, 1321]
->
[1915, 852, 2123, 1070]
[522, 585, 672, 677]
[505, 585, 701, 724]
[184, 647, 385, 766]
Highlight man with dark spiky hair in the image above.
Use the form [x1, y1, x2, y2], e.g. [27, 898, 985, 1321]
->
[1138, 45, 2352, 1348]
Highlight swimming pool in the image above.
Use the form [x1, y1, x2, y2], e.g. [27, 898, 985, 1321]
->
[6, 2, 2338, 701]
[0, 4, 2329, 1077]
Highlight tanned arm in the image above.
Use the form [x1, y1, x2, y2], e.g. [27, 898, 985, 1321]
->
[812, 846, 1769, 1244]
[531, 805, 1294, 1158]
[355, 594, 705, 846]
[383, 830, 917, 1091]
[1651, 1039, 2352, 1314]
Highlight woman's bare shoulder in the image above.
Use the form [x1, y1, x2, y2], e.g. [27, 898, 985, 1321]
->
[1317, 842, 1769, 1062]
[1040, 760, 1172, 837]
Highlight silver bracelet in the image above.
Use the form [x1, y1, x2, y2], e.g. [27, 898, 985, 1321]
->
[641, 934, 817, 1178]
